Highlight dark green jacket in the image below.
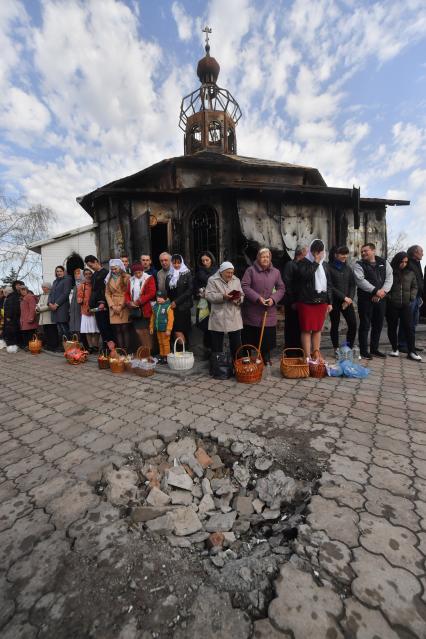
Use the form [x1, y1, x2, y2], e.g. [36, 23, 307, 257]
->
[151, 301, 172, 332]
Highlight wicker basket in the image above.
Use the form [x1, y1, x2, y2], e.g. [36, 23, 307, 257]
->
[63, 334, 80, 352]
[28, 334, 42, 354]
[234, 344, 264, 384]
[131, 346, 157, 377]
[309, 349, 327, 378]
[280, 348, 309, 379]
[109, 348, 127, 374]
[64, 341, 88, 365]
[167, 338, 194, 371]
[97, 351, 110, 370]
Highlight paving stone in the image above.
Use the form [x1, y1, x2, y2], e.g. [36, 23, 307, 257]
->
[0, 494, 33, 532]
[318, 540, 354, 584]
[307, 495, 359, 547]
[372, 448, 414, 476]
[368, 465, 414, 498]
[268, 562, 343, 638]
[0, 572, 15, 627]
[0, 509, 54, 571]
[46, 481, 99, 529]
[364, 485, 420, 529]
[0, 614, 38, 639]
[319, 473, 365, 510]
[156, 419, 180, 442]
[105, 468, 139, 505]
[351, 547, 426, 638]
[328, 454, 368, 484]
[341, 597, 400, 639]
[0, 481, 18, 504]
[28, 475, 73, 507]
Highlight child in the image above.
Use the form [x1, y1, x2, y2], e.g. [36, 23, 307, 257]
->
[149, 290, 174, 364]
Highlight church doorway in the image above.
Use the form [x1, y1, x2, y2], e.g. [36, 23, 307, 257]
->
[190, 206, 219, 265]
[150, 221, 169, 269]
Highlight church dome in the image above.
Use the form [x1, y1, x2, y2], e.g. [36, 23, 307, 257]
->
[197, 45, 220, 84]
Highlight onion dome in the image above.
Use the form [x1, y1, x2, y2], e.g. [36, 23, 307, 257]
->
[197, 44, 220, 84]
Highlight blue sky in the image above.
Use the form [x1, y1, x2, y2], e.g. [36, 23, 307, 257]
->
[1, 0, 426, 254]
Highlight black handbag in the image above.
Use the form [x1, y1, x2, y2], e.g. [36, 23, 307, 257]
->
[129, 307, 142, 319]
[210, 351, 233, 379]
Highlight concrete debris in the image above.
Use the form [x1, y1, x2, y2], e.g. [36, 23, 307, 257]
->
[234, 496, 254, 516]
[167, 437, 196, 460]
[170, 490, 193, 506]
[201, 478, 213, 495]
[198, 494, 216, 515]
[172, 507, 203, 537]
[254, 456, 273, 471]
[166, 466, 194, 492]
[233, 462, 250, 488]
[256, 470, 298, 509]
[179, 454, 204, 478]
[145, 513, 175, 534]
[205, 511, 237, 532]
[195, 447, 213, 468]
[146, 487, 171, 507]
[105, 469, 139, 506]
[131, 507, 168, 523]
[252, 498, 265, 514]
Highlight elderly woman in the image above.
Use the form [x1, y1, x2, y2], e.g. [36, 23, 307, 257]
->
[241, 247, 285, 365]
[387, 252, 421, 361]
[205, 261, 244, 360]
[294, 239, 333, 358]
[77, 268, 99, 352]
[20, 286, 39, 347]
[48, 265, 73, 341]
[105, 258, 131, 351]
[125, 262, 156, 349]
[166, 254, 193, 345]
[36, 282, 58, 351]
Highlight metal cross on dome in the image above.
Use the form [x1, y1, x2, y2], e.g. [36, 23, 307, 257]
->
[202, 25, 212, 47]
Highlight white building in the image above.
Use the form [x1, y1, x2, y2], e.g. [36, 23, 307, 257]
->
[28, 223, 98, 281]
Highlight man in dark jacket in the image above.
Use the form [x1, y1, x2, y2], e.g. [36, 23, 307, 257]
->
[282, 245, 307, 353]
[353, 243, 393, 359]
[84, 255, 115, 350]
[328, 246, 357, 349]
[398, 245, 424, 352]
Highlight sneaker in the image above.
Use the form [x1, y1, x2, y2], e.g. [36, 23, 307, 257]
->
[389, 350, 400, 357]
[408, 352, 422, 361]
[371, 350, 387, 358]
[360, 351, 372, 360]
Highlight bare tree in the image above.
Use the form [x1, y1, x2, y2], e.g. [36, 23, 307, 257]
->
[387, 230, 408, 261]
[0, 196, 56, 286]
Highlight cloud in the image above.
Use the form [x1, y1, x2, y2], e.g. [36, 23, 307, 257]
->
[171, 2, 193, 41]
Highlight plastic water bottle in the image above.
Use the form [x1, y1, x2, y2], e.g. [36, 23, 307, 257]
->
[352, 346, 360, 361]
[339, 342, 353, 362]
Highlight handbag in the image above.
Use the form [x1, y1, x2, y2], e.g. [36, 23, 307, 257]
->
[210, 351, 233, 379]
[129, 307, 142, 319]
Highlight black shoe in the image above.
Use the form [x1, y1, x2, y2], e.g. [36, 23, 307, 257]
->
[398, 346, 408, 353]
[360, 352, 373, 360]
[371, 350, 386, 358]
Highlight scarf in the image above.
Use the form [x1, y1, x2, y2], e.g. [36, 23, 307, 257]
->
[130, 272, 150, 302]
[168, 259, 189, 289]
[333, 259, 344, 271]
[104, 259, 126, 285]
[307, 240, 328, 293]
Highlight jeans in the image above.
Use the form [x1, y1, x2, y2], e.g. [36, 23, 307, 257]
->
[357, 296, 386, 354]
[330, 304, 357, 349]
[210, 330, 242, 361]
[398, 296, 422, 348]
[387, 303, 415, 353]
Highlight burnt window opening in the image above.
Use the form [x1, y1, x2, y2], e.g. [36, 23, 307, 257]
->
[191, 207, 219, 264]
[208, 120, 222, 145]
[227, 127, 236, 153]
[189, 124, 202, 152]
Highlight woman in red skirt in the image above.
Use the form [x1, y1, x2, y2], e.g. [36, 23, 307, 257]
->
[294, 239, 333, 358]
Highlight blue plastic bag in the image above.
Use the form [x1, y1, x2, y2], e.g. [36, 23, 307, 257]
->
[341, 360, 370, 378]
[327, 363, 343, 377]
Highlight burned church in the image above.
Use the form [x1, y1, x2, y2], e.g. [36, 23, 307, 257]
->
[77, 32, 408, 271]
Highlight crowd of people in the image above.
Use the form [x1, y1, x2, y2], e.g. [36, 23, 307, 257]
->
[0, 241, 424, 368]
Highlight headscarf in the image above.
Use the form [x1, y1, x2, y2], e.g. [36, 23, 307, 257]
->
[168, 255, 190, 289]
[390, 251, 408, 271]
[219, 261, 234, 273]
[306, 239, 328, 293]
[104, 259, 126, 284]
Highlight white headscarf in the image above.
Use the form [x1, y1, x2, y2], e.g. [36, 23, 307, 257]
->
[104, 259, 126, 284]
[168, 256, 189, 289]
[306, 239, 327, 293]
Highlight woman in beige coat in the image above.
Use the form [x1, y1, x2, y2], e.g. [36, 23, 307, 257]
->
[205, 261, 244, 360]
[105, 259, 131, 351]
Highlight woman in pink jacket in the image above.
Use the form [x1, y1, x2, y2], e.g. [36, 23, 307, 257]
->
[20, 286, 39, 347]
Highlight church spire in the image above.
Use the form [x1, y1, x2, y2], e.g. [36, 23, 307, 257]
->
[179, 27, 241, 156]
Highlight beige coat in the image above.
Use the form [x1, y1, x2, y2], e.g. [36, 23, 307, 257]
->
[36, 293, 53, 326]
[205, 271, 244, 332]
[105, 273, 130, 324]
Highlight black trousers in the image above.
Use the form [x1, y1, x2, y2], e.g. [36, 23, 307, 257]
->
[358, 297, 386, 353]
[42, 324, 59, 351]
[95, 311, 115, 346]
[210, 330, 242, 361]
[386, 303, 415, 353]
[284, 304, 301, 351]
[330, 304, 357, 349]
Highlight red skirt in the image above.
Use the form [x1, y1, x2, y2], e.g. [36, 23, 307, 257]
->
[296, 303, 328, 332]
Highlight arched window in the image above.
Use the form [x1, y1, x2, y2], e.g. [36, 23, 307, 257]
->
[191, 207, 219, 264]
[189, 124, 202, 152]
[227, 127, 236, 153]
[208, 120, 222, 145]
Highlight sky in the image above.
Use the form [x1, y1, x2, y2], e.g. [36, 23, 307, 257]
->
[1, 0, 426, 256]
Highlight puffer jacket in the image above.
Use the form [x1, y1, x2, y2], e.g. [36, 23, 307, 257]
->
[205, 271, 244, 333]
[387, 269, 417, 307]
[328, 261, 356, 303]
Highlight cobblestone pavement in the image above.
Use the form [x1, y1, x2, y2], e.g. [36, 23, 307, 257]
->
[1, 343, 426, 638]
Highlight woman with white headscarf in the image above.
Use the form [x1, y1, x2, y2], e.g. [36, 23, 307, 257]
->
[166, 254, 193, 346]
[105, 258, 131, 350]
[294, 239, 333, 357]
